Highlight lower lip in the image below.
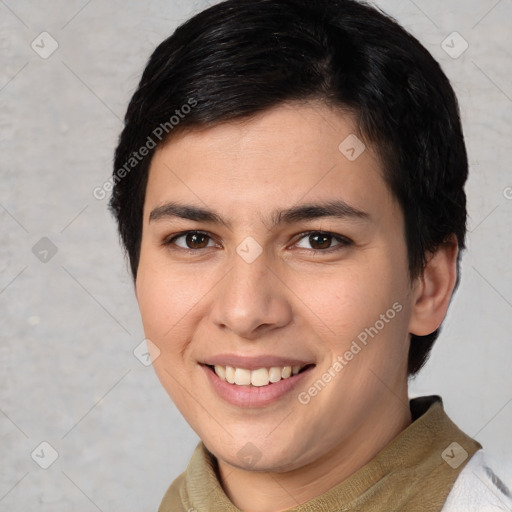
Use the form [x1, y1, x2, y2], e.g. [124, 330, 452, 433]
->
[202, 365, 314, 408]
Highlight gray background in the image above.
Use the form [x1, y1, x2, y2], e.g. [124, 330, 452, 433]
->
[1, 0, 511, 510]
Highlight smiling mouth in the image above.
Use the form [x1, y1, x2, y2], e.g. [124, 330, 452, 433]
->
[205, 364, 315, 387]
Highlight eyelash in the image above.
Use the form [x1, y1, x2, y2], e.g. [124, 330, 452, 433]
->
[162, 230, 353, 254]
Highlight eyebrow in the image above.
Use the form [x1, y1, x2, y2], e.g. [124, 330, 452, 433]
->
[149, 199, 370, 229]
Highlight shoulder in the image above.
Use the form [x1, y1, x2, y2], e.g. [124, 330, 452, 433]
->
[442, 450, 512, 512]
[158, 472, 188, 512]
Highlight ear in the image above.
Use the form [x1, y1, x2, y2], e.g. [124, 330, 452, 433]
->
[408, 234, 459, 336]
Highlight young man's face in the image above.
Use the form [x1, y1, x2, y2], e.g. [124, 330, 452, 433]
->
[136, 102, 417, 473]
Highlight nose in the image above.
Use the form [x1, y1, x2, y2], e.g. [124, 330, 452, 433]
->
[209, 246, 293, 340]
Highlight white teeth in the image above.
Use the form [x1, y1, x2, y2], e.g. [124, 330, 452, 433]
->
[234, 368, 251, 386]
[269, 367, 282, 383]
[213, 364, 304, 387]
[225, 366, 235, 384]
[251, 368, 269, 387]
[214, 365, 226, 381]
[281, 366, 292, 379]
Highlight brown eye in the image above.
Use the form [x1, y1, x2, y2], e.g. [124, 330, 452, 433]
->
[309, 233, 332, 250]
[165, 231, 215, 250]
[295, 231, 352, 251]
[184, 232, 210, 249]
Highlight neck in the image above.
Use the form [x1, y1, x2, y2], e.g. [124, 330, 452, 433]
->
[217, 393, 412, 512]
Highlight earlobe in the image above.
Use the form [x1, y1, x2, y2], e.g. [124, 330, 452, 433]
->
[408, 235, 459, 336]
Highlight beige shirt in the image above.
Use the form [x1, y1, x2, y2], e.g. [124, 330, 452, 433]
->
[159, 396, 481, 511]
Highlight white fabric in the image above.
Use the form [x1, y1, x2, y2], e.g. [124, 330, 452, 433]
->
[442, 450, 512, 511]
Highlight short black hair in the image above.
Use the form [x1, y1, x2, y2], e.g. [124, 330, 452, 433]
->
[110, 0, 468, 376]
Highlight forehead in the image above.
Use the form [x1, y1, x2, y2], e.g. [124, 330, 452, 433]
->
[153, 102, 364, 172]
[144, 101, 398, 226]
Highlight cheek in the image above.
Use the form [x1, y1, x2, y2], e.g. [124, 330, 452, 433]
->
[293, 259, 405, 346]
[135, 255, 195, 346]
[135, 260, 200, 403]
[135, 252, 223, 366]
[136, 269, 172, 338]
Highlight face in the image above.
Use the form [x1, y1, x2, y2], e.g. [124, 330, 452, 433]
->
[136, 101, 416, 473]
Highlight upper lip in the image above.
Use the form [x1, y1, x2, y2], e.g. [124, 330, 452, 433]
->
[202, 354, 315, 370]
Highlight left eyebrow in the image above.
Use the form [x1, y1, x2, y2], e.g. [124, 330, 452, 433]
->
[148, 199, 370, 229]
[273, 200, 370, 226]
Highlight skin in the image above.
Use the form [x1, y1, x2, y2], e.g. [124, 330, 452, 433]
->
[135, 101, 458, 511]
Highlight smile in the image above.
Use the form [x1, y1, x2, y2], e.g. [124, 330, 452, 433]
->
[210, 364, 310, 387]
[201, 358, 316, 408]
